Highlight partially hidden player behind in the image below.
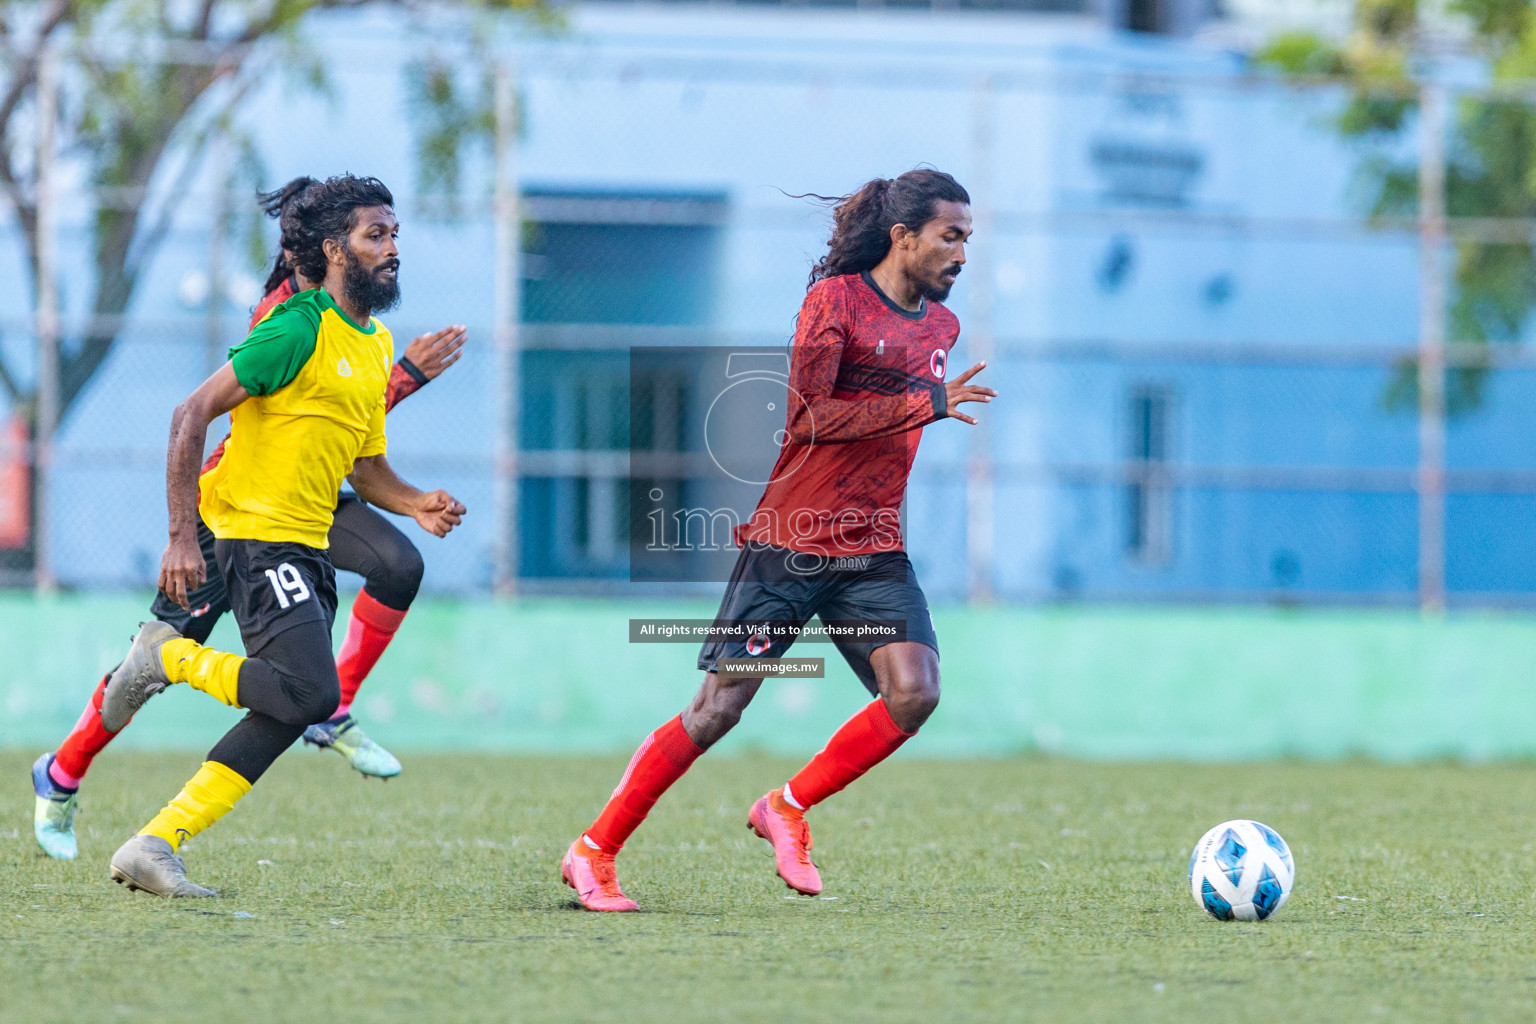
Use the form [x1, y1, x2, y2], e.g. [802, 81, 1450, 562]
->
[101, 174, 466, 896]
[28, 178, 465, 861]
[561, 169, 997, 911]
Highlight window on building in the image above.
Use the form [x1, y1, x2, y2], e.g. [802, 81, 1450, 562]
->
[1126, 386, 1174, 565]
[518, 190, 723, 579]
[521, 190, 725, 326]
[1126, 0, 1162, 32]
[520, 353, 630, 577]
[1115, 0, 1212, 35]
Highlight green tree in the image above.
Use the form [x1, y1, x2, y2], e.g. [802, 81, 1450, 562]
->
[0, 0, 544, 425]
[1259, 0, 1536, 413]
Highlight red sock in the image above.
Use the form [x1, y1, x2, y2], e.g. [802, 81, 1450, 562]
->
[334, 589, 408, 716]
[585, 715, 704, 853]
[784, 699, 915, 809]
[54, 675, 117, 784]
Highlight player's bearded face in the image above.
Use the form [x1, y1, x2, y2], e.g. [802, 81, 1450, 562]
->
[919, 258, 962, 303]
[913, 201, 971, 302]
[341, 238, 401, 316]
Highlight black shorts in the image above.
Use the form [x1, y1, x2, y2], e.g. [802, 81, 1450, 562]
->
[214, 538, 338, 657]
[697, 544, 938, 696]
[150, 494, 388, 642]
[150, 517, 230, 644]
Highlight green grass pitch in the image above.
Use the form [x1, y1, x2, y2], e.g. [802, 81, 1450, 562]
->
[4, 750, 1536, 1022]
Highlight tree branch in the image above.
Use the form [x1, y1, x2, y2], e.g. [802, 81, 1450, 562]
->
[0, 0, 75, 342]
[235, 0, 384, 47]
[61, 55, 259, 417]
[0, 332, 27, 407]
[193, 0, 217, 41]
[0, 0, 71, 130]
[12, 0, 546, 432]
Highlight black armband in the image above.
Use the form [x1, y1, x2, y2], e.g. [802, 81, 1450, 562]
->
[398, 357, 429, 386]
[929, 382, 947, 419]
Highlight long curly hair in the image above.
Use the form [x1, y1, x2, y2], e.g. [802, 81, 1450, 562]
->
[806, 169, 969, 290]
[256, 176, 319, 294]
[285, 174, 395, 285]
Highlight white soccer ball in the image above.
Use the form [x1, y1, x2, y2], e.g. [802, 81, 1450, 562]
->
[1187, 819, 1295, 921]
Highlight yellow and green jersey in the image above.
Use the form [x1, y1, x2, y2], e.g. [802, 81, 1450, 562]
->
[198, 288, 392, 549]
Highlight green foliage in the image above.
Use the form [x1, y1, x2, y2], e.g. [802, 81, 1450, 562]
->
[1451, 0, 1531, 46]
[1336, 86, 1415, 136]
[0, 0, 550, 427]
[1381, 355, 1493, 416]
[406, 57, 497, 213]
[402, 1, 560, 214]
[1258, 0, 1536, 415]
[1255, 32, 1350, 76]
[1359, 0, 1419, 40]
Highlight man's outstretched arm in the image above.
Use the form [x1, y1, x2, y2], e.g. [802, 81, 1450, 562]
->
[384, 325, 467, 412]
[161, 362, 251, 609]
[348, 454, 466, 537]
[782, 289, 994, 444]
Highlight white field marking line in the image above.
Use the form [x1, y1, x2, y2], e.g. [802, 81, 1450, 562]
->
[1334, 895, 1365, 901]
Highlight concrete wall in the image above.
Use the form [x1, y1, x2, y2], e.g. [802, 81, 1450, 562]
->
[5, 594, 1535, 761]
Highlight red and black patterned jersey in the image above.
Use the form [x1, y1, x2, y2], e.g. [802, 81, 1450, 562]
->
[735, 271, 958, 556]
[199, 276, 431, 478]
[248, 274, 298, 326]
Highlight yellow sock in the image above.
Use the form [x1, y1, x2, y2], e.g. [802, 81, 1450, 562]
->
[139, 761, 253, 851]
[161, 637, 244, 708]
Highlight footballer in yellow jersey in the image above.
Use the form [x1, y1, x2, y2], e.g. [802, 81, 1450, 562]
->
[99, 175, 466, 897]
[199, 286, 393, 549]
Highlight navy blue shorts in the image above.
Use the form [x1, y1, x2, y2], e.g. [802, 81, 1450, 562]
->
[697, 544, 938, 696]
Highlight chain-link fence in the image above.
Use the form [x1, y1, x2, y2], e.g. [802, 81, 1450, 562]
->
[5, 28, 1536, 606]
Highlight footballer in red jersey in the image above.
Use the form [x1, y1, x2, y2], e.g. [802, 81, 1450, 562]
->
[562, 169, 997, 910]
[30, 177, 466, 860]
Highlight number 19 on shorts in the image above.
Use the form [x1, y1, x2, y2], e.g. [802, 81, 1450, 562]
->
[265, 563, 312, 608]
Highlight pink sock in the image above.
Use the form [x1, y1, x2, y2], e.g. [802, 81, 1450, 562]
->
[334, 590, 408, 719]
[586, 715, 705, 853]
[784, 698, 915, 808]
[48, 758, 81, 791]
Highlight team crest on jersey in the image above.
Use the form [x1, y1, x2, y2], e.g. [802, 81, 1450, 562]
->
[930, 349, 946, 379]
[745, 633, 771, 656]
[337, 357, 352, 377]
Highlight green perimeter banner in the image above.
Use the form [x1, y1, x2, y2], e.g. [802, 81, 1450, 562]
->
[1, 593, 1533, 761]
